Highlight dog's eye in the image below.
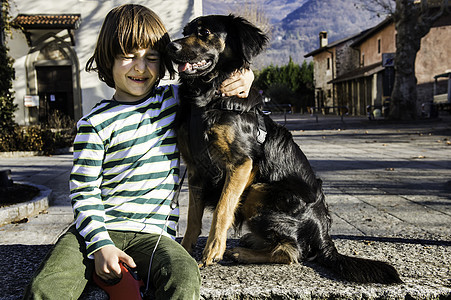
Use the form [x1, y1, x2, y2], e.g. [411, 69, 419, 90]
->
[197, 28, 210, 37]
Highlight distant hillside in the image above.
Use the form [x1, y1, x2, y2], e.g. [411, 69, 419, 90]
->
[203, 0, 385, 69]
[202, 0, 309, 23]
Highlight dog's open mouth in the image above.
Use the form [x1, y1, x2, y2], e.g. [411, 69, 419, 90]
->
[178, 59, 212, 75]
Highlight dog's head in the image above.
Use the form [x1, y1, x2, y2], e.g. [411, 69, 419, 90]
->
[167, 15, 268, 80]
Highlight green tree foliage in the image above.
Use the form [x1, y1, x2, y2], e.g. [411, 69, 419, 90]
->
[254, 58, 314, 112]
[0, 0, 17, 134]
[0, 44, 16, 133]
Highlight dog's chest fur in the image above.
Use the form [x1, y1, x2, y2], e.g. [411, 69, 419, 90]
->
[176, 94, 262, 188]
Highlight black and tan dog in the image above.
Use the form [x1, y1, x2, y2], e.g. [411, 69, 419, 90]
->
[167, 15, 401, 284]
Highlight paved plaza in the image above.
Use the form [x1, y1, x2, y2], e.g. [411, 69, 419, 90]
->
[0, 114, 450, 299]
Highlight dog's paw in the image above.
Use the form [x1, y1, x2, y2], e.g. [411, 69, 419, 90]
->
[224, 249, 240, 261]
[202, 238, 226, 266]
[225, 248, 245, 263]
[201, 254, 223, 267]
[198, 257, 219, 268]
[197, 255, 222, 269]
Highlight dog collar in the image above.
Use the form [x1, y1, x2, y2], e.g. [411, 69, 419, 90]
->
[212, 98, 267, 145]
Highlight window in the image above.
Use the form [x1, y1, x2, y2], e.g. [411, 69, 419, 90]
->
[378, 39, 381, 54]
[327, 58, 330, 70]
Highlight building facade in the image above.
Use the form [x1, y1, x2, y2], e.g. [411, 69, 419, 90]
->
[306, 13, 451, 116]
[7, 0, 202, 126]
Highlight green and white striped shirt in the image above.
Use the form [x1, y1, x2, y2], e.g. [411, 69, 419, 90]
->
[70, 85, 180, 258]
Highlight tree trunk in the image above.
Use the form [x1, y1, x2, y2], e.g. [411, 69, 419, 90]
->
[389, 0, 448, 120]
[390, 0, 420, 120]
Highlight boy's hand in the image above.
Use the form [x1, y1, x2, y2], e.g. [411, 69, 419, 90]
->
[93, 245, 136, 282]
[220, 68, 254, 98]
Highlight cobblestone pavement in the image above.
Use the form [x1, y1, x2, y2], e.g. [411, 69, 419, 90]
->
[0, 114, 450, 299]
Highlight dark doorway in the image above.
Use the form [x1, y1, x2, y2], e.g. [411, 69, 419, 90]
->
[36, 66, 74, 123]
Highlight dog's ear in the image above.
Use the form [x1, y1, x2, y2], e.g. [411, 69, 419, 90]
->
[229, 15, 268, 65]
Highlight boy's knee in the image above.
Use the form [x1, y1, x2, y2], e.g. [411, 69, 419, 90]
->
[24, 275, 60, 300]
[165, 256, 200, 285]
[24, 273, 88, 300]
[155, 256, 200, 299]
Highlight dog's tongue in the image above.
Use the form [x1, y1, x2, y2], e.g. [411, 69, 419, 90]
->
[178, 63, 190, 73]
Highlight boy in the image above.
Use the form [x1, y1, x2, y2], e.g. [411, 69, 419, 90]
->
[23, 4, 253, 299]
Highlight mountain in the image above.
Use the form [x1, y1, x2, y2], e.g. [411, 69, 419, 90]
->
[202, 0, 310, 23]
[203, 0, 385, 69]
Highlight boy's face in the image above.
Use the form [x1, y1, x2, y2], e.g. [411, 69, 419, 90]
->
[112, 48, 160, 102]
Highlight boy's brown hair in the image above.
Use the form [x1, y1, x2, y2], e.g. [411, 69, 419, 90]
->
[86, 4, 176, 88]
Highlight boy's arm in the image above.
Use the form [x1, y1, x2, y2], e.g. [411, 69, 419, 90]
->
[220, 68, 254, 98]
[70, 119, 135, 280]
[70, 119, 114, 258]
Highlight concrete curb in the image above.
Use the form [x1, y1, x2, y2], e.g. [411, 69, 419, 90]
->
[0, 147, 73, 158]
[0, 184, 52, 226]
[0, 151, 42, 158]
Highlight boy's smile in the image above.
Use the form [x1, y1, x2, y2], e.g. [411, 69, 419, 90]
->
[112, 48, 160, 102]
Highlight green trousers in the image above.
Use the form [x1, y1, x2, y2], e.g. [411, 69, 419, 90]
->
[23, 226, 200, 300]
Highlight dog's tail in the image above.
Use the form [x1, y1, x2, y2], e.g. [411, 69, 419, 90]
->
[309, 183, 402, 284]
[314, 240, 402, 284]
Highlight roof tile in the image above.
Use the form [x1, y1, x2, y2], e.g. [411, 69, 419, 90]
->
[13, 14, 81, 30]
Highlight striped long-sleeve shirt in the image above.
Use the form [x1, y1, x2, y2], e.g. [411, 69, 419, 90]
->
[70, 85, 180, 258]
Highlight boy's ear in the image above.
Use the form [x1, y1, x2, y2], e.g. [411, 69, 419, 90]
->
[229, 15, 268, 64]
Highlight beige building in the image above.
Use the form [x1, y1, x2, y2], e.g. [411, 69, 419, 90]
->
[306, 13, 451, 116]
[305, 31, 362, 114]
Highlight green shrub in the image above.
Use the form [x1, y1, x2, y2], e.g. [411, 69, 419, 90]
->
[0, 125, 75, 155]
[47, 110, 76, 130]
[0, 103, 76, 154]
[21, 126, 44, 151]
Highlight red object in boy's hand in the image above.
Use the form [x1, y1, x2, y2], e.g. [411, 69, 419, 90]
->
[93, 262, 144, 300]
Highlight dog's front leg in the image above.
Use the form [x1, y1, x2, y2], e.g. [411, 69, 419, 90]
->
[181, 182, 205, 254]
[201, 159, 253, 266]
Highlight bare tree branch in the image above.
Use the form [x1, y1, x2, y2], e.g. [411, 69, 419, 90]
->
[229, 0, 272, 35]
[356, 0, 396, 16]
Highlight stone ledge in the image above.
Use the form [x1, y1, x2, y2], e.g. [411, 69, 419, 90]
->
[1, 237, 450, 299]
[0, 184, 51, 226]
[0, 151, 41, 158]
[0, 147, 73, 158]
[83, 236, 451, 299]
